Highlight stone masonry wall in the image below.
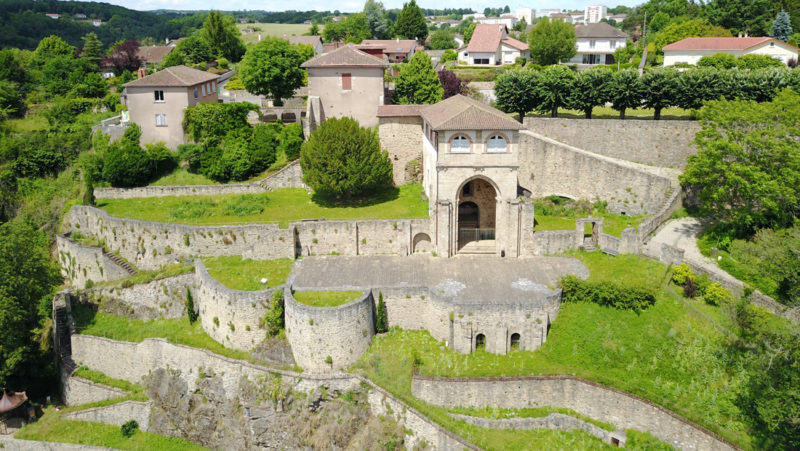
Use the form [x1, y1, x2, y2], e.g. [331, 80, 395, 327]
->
[62, 401, 153, 432]
[378, 116, 424, 185]
[258, 160, 309, 191]
[294, 219, 431, 257]
[63, 376, 129, 406]
[195, 260, 277, 352]
[518, 131, 676, 216]
[56, 233, 132, 289]
[524, 118, 700, 168]
[411, 375, 736, 451]
[88, 273, 195, 320]
[64, 206, 294, 270]
[529, 230, 579, 256]
[68, 334, 475, 449]
[284, 286, 375, 372]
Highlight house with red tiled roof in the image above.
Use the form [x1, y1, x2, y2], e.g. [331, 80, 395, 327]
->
[663, 37, 799, 66]
[360, 39, 417, 63]
[457, 24, 529, 66]
[301, 44, 390, 128]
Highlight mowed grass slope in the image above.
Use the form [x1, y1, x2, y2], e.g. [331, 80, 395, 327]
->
[355, 252, 753, 448]
[237, 23, 322, 44]
[202, 257, 294, 290]
[98, 185, 428, 227]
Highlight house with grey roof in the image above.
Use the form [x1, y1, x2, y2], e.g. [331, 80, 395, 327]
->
[569, 22, 629, 65]
[302, 44, 389, 128]
[360, 39, 417, 63]
[377, 95, 528, 256]
[457, 24, 529, 66]
[282, 35, 324, 57]
[122, 65, 219, 149]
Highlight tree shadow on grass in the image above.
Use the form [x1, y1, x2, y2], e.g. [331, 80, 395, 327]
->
[71, 302, 98, 332]
[311, 186, 401, 209]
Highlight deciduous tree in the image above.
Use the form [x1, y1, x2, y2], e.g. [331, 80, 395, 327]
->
[239, 38, 305, 106]
[495, 68, 539, 122]
[535, 65, 576, 117]
[429, 29, 457, 49]
[570, 67, 611, 119]
[528, 18, 577, 65]
[641, 68, 679, 119]
[437, 69, 467, 98]
[300, 117, 392, 198]
[608, 68, 642, 119]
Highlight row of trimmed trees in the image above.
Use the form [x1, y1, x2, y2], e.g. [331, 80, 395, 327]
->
[496, 66, 800, 120]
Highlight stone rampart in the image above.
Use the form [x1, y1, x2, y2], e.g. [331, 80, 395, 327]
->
[0, 436, 114, 450]
[518, 131, 676, 216]
[524, 118, 700, 168]
[88, 273, 195, 320]
[294, 219, 431, 257]
[411, 375, 736, 451]
[284, 286, 375, 372]
[64, 206, 295, 270]
[637, 187, 684, 241]
[258, 160, 309, 191]
[449, 412, 617, 444]
[68, 334, 474, 449]
[194, 260, 277, 351]
[529, 230, 579, 256]
[63, 376, 129, 406]
[62, 401, 152, 432]
[56, 233, 132, 288]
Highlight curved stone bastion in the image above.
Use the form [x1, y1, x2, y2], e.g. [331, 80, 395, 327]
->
[285, 255, 586, 371]
[284, 285, 375, 372]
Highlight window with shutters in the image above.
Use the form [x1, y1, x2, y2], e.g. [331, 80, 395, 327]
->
[342, 73, 352, 90]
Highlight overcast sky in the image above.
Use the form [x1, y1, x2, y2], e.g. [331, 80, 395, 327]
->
[104, 0, 643, 13]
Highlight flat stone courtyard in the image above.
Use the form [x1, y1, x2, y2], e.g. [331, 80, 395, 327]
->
[289, 255, 589, 304]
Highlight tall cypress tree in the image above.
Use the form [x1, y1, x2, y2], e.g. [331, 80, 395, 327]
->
[395, 0, 428, 41]
[376, 292, 388, 333]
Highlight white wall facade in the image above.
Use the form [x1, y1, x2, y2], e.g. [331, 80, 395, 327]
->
[584, 6, 608, 24]
[458, 50, 499, 66]
[569, 38, 626, 64]
[663, 42, 799, 66]
[500, 43, 530, 63]
[515, 8, 534, 23]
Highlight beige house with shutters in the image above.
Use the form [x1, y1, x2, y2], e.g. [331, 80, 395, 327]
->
[302, 44, 389, 128]
[122, 65, 219, 149]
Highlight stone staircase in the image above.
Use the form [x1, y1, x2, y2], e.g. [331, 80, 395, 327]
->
[582, 237, 597, 252]
[103, 251, 137, 276]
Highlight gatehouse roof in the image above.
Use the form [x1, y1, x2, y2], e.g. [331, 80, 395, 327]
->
[420, 95, 525, 131]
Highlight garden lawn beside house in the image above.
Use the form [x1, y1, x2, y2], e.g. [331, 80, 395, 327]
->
[202, 257, 294, 290]
[354, 252, 754, 448]
[97, 185, 428, 227]
[292, 291, 363, 307]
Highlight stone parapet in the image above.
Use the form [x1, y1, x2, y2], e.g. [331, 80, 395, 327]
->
[56, 233, 132, 288]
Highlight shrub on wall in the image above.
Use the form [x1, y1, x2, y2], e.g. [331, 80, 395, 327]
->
[559, 275, 656, 312]
[376, 291, 387, 333]
[186, 288, 198, 324]
[300, 117, 392, 198]
[262, 289, 284, 336]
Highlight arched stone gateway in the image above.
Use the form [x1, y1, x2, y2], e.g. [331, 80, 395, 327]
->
[457, 178, 498, 252]
[412, 233, 432, 253]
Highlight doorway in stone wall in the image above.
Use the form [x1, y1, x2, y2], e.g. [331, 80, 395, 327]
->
[475, 333, 486, 352]
[457, 177, 497, 253]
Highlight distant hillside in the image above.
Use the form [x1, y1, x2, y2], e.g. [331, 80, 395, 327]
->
[0, 0, 203, 49]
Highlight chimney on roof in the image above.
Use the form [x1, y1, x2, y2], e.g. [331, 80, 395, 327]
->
[396, 37, 399, 43]
[137, 67, 146, 79]
[738, 31, 742, 38]
[745, 31, 749, 37]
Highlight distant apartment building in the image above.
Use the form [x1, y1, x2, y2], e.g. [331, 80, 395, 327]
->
[478, 15, 518, 29]
[537, 9, 561, 18]
[584, 6, 608, 24]
[515, 7, 535, 23]
[122, 66, 219, 149]
[462, 13, 486, 20]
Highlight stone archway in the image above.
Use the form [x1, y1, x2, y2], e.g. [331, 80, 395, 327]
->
[412, 233, 432, 253]
[457, 177, 498, 252]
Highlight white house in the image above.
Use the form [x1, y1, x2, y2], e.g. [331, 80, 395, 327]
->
[662, 37, 799, 66]
[462, 13, 486, 20]
[458, 24, 529, 66]
[568, 22, 629, 65]
[515, 7, 535, 24]
[584, 6, 608, 24]
[538, 9, 561, 18]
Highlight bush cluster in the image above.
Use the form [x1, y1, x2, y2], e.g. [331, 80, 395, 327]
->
[671, 263, 732, 305]
[261, 289, 284, 337]
[496, 65, 800, 120]
[559, 275, 656, 312]
[101, 124, 176, 187]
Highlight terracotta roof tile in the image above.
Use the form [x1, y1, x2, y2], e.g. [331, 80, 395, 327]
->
[123, 65, 218, 88]
[376, 105, 423, 117]
[466, 24, 505, 53]
[420, 95, 523, 131]
[301, 43, 390, 68]
[501, 37, 528, 51]
[136, 46, 174, 64]
[361, 39, 417, 54]
[662, 36, 797, 51]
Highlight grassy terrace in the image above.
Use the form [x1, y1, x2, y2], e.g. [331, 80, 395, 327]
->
[202, 257, 294, 290]
[355, 252, 754, 448]
[532, 197, 645, 237]
[293, 290, 363, 307]
[98, 185, 428, 227]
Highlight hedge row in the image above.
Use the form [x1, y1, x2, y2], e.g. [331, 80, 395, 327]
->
[558, 275, 656, 312]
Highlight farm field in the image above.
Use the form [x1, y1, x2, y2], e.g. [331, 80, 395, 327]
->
[237, 23, 322, 44]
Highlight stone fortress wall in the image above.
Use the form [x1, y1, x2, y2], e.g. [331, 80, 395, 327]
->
[283, 284, 375, 372]
[524, 118, 701, 168]
[88, 273, 196, 320]
[411, 375, 736, 451]
[56, 233, 132, 288]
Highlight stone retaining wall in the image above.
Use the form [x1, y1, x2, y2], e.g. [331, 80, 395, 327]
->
[284, 285, 375, 372]
[56, 233, 132, 288]
[258, 160, 309, 191]
[524, 118, 700, 168]
[62, 401, 152, 432]
[68, 334, 474, 449]
[449, 412, 617, 444]
[88, 273, 195, 320]
[194, 260, 278, 351]
[63, 376, 129, 406]
[0, 436, 114, 450]
[411, 375, 736, 451]
[519, 131, 676, 216]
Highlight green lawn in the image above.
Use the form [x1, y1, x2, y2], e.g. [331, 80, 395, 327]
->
[529, 106, 693, 120]
[5, 115, 49, 132]
[293, 290, 363, 307]
[202, 257, 294, 290]
[97, 185, 428, 227]
[73, 366, 144, 395]
[450, 406, 616, 432]
[354, 252, 753, 448]
[16, 407, 208, 451]
[72, 303, 256, 364]
[148, 168, 218, 186]
[532, 197, 645, 237]
[237, 23, 322, 44]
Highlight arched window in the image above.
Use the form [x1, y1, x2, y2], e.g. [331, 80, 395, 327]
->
[475, 333, 486, 351]
[450, 135, 471, 153]
[510, 333, 520, 351]
[486, 134, 508, 153]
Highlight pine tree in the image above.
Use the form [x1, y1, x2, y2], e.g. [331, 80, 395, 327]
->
[309, 21, 320, 36]
[394, 51, 443, 104]
[395, 0, 428, 41]
[376, 291, 388, 333]
[80, 32, 104, 69]
[772, 10, 792, 42]
[364, 0, 391, 39]
[202, 11, 246, 62]
[186, 289, 198, 323]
